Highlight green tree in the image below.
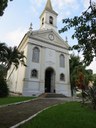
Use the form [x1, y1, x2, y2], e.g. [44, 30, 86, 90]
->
[0, 77, 9, 97]
[0, 43, 26, 97]
[0, 0, 13, 16]
[0, 43, 26, 72]
[70, 54, 93, 95]
[0, 65, 6, 79]
[4, 46, 26, 71]
[59, 0, 96, 66]
[0, 43, 7, 55]
[93, 74, 96, 86]
[85, 69, 93, 85]
[70, 54, 84, 95]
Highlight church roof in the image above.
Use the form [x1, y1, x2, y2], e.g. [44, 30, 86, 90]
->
[40, 0, 58, 18]
[18, 29, 70, 51]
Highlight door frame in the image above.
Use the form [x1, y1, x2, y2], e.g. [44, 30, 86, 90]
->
[45, 67, 55, 93]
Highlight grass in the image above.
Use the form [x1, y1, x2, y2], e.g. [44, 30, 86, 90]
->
[19, 102, 96, 128]
[0, 96, 34, 105]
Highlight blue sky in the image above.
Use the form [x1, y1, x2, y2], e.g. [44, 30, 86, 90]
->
[0, 0, 96, 73]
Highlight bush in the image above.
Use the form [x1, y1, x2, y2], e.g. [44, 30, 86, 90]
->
[0, 78, 9, 97]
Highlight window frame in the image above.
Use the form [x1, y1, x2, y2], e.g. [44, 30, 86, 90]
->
[60, 54, 65, 67]
[42, 17, 44, 25]
[31, 69, 38, 78]
[60, 73, 65, 81]
[32, 47, 40, 63]
[49, 16, 53, 25]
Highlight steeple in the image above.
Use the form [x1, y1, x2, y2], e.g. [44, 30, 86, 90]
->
[45, 0, 53, 11]
[40, 0, 58, 31]
[40, 0, 58, 18]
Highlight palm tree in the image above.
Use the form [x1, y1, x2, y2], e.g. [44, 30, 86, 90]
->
[0, 43, 6, 51]
[0, 43, 7, 63]
[4, 46, 26, 71]
[0, 42, 26, 72]
[0, 43, 26, 97]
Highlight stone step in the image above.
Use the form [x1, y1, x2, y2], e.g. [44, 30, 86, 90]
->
[39, 93, 66, 98]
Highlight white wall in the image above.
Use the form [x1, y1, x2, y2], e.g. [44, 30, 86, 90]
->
[22, 43, 44, 96]
[7, 30, 71, 97]
[7, 42, 28, 94]
[40, 11, 57, 31]
[22, 33, 71, 96]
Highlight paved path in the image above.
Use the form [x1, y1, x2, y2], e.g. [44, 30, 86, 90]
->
[0, 98, 68, 128]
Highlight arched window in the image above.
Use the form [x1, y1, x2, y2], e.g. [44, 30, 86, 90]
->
[31, 69, 38, 78]
[60, 54, 65, 67]
[32, 47, 40, 63]
[49, 16, 53, 25]
[42, 17, 44, 25]
[60, 73, 65, 81]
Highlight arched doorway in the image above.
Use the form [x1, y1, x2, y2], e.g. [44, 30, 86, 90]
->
[45, 68, 55, 93]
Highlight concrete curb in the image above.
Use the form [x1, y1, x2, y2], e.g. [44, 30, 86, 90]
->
[0, 97, 81, 108]
[10, 103, 60, 128]
[0, 98, 38, 108]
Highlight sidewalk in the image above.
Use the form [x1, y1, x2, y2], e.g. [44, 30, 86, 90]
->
[0, 98, 65, 128]
[0, 97, 81, 128]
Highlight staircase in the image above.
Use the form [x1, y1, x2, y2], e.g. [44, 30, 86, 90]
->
[39, 93, 67, 98]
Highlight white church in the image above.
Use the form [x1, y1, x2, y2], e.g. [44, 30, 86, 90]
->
[7, 0, 71, 97]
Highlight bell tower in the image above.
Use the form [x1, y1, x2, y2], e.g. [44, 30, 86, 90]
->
[40, 0, 58, 31]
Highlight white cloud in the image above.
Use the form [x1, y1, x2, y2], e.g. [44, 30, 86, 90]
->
[87, 59, 96, 74]
[83, 0, 90, 10]
[83, 0, 96, 11]
[29, 0, 44, 10]
[5, 28, 27, 47]
[57, 10, 71, 23]
[55, 0, 77, 7]
[79, 54, 96, 74]
[35, 0, 44, 7]
[1, 0, 92, 48]
[52, 0, 79, 12]
[29, 0, 79, 18]
[31, 0, 44, 7]
[30, 0, 77, 8]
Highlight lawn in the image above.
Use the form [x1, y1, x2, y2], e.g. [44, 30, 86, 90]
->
[0, 96, 34, 105]
[19, 102, 96, 128]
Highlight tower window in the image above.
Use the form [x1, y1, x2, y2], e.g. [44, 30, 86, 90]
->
[31, 69, 38, 78]
[32, 47, 40, 63]
[49, 16, 53, 25]
[60, 73, 65, 81]
[42, 18, 44, 25]
[60, 54, 65, 67]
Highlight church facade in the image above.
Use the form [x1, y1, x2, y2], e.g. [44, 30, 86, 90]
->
[7, 0, 71, 97]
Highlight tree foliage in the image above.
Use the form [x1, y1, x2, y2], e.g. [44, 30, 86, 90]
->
[70, 54, 93, 96]
[0, 77, 9, 97]
[0, 43, 26, 72]
[0, 42, 26, 97]
[70, 54, 85, 87]
[0, 0, 13, 16]
[93, 74, 96, 86]
[70, 54, 96, 106]
[59, 0, 96, 66]
[70, 54, 83, 89]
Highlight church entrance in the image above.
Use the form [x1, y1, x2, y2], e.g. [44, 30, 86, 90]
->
[45, 68, 55, 93]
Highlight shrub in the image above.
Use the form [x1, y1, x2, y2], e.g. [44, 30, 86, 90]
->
[0, 78, 9, 97]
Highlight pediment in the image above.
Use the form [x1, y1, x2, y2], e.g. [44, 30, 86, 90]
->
[29, 29, 69, 49]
